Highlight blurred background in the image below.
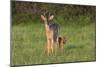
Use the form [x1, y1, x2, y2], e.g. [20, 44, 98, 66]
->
[12, 1, 96, 26]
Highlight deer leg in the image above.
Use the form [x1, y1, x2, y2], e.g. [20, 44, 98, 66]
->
[60, 41, 64, 53]
[47, 39, 51, 55]
[51, 39, 54, 54]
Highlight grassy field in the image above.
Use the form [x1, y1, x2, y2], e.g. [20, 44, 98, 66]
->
[11, 22, 96, 66]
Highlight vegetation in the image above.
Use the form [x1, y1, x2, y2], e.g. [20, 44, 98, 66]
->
[12, 1, 96, 25]
[11, 1, 96, 66]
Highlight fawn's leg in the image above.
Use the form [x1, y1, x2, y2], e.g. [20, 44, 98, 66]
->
[61, 43, 64, 49]
[60, 42, 64, 53]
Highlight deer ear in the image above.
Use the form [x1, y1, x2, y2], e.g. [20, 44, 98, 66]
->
[41, 15, 46, 21]
[48, 15, 54, 20]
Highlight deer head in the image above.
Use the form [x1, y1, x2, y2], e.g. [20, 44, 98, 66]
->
[41, 11, 54, 23]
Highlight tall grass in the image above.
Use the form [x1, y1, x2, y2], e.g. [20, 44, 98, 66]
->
[11, 21, 96, 66]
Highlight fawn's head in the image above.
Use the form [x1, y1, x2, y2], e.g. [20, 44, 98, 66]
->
[59, 36, 67, 44]
[41, 11, 54, 24]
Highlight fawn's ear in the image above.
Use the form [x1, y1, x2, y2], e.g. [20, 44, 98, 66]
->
[41, 15, 47, 21]
[48, 15, 54, 21]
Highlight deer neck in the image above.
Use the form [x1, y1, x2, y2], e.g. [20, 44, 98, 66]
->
[44, 21, 49, 31]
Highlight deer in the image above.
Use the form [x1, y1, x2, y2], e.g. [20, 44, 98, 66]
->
[41, 11, 67, 55]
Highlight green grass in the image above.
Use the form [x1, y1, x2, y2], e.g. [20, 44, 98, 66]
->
[11, 22, 96, 66]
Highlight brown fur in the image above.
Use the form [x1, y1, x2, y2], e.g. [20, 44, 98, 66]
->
[41, 14, 54, 55]
[41, 14, 66, 55]
[58, 36, 67, 49]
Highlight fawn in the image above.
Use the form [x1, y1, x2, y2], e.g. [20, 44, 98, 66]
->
[58, 36, 67, 50]
[41, 11, 60, 55]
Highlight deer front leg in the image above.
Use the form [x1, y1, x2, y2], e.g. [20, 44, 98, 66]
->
[47, 39, 51, 55]
[51, 39, 54, 54]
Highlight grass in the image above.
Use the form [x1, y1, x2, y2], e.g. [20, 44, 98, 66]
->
[11, 22, 96, 66]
